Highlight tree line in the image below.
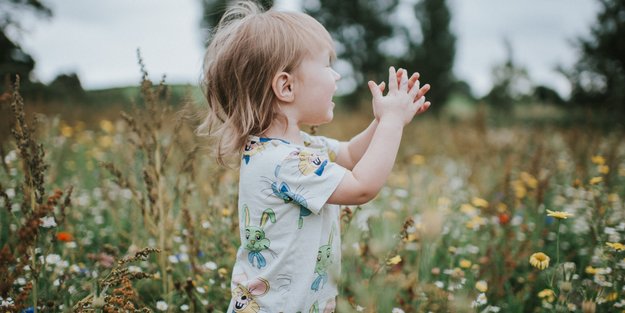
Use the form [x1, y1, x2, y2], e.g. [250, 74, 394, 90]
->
[2, 0, 624, 116]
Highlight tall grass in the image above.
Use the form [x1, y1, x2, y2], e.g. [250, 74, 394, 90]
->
[0, 69, 624, 312]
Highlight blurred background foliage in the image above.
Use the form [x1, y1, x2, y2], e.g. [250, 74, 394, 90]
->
[0, 0, 624, 120]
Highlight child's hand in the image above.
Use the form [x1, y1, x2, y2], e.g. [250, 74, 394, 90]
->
[368, 67, 431, 125]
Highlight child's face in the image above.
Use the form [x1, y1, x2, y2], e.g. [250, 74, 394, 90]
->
[292, 48, 340, 126]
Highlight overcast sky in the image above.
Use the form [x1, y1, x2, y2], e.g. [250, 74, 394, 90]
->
[16, 0, 599, 98]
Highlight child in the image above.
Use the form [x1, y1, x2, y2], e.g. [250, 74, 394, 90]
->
[198, 1, 431, 312]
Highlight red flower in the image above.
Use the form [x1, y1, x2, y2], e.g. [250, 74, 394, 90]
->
[498, 213, 510, 225]
[56, 231, 73, 242]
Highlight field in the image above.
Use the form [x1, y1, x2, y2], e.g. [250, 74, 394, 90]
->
[1, 76, 624, 313]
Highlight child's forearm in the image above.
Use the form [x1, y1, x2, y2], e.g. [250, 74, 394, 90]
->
[338, 119, 379, 169]
[351, 117, 403, 196]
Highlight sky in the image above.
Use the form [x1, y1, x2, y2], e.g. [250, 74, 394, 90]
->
[15, 0, 599, 98]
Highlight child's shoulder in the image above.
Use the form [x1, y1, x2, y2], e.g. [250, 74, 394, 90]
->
[241, 135, 294, 166]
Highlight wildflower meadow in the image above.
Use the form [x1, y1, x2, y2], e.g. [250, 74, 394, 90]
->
[1, 69, 624, 312]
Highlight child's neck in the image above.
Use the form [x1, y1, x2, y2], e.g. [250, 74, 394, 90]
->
[262, 117, 305, 145]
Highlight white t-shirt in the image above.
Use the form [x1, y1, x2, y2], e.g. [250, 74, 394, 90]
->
[227, 132, 346, 313]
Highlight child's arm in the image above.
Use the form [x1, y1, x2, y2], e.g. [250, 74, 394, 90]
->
[335, 71, 430, 170]
[328, 67, 430, 205]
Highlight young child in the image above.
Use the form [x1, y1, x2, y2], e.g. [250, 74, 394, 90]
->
[198, 1, 431, 312]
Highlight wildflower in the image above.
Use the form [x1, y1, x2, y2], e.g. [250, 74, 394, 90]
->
[475, 280, 488, 292]
[39, 216, 57, 228]
[180, 304, 189, 311]
[459, 259, 472, 268]
[472, 197, 489, 208]
[60, 125, 73, 138]
[585, 266, 597, 274]
[589, 176, 603, 185]
[471, 293, 487, 307]
[218, 268, 228, 278]
[387, 255, 402, 266]
[156, 300, 168, 311]
[520, 172, 538, 189]
[606, 242, 625, 251]
[45, 254, 62, 265]
[99, 119, 115, 133]
[0, 297, 14, 307]
[392, 308, 405, 313]
[460, 204, 477, 215]
[529, 252, 550, 270]
[356, 305, 365, 312]
[410, 154, 425, 165]
[546, 209, 573, 219]
[498, 212, 510, 225]
[56, 231, 73, 242]
[204, 261, 218, 270]
[598, 165, 609, 174]
[581, 300, 596, 313]
[591, 155, 605, 165]
[538, 289, 555, 303]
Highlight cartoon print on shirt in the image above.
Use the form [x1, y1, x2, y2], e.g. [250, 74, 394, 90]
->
[243, 205, 277, 269]
[242, 138, 271, 164]
[270, 181, 312, 229]
[307, 299, 335, 313]
[231, 272, 270, 313]
[311, 227, 335, 291]
[285, 149, 328, 176]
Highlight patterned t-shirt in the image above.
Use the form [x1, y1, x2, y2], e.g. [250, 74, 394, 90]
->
[226, 132, 346, 313]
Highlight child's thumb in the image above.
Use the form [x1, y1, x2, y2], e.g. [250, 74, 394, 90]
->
[368, 81, 382, 99]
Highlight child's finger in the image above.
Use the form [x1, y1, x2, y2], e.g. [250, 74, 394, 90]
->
[378, 82, 386, 93]
[416, 101, 431, 115]
[416, 84, 431, 100]
[388, 67, 398, 92]
[368, 81, 383, 100]
[408, 79, 422, 99]
[399, 69, 409, 92]
[407, 72, 420, 91]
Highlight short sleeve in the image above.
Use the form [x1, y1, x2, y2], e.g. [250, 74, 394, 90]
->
[274, 147, 346, 215]
[301, 133, 341, 162]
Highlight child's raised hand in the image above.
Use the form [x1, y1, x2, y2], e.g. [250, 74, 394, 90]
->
[368, 67, 431, 125]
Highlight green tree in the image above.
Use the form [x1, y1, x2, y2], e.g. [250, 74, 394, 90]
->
[566, 0, 625, 113]
[304, 0, 399, 107]
[483, 40, 532, 111]
[199, 0, 273, 45]
[399, 0, 456, 113]
[0, 0, 52, 86]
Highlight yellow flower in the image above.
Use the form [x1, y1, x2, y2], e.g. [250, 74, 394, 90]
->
[591, 155, 605, 165]
[538, 289, 555, 302]
[60, 125, 73, 138]
[472, 197, 489, 208]
[100, 119, 115, 133]
[475, 280, 488, 292]
[546, 209, 574, 219]
[410, 154, 425, 165]
[585, 266, 597, 275]
[387, 255, 402, 265]
[529, 252, 550, 270]
[459, 259, 472, 268]
[589, 176, 603, 185]
[520, 172, 538, 189]
[460, 204, 477, 215]
[497, 203, 508, 213]
[513, 180, 527, 199]
[598, 165, 609, 174]
[217, 268, 228, 277]
[606, 242, 625, 251]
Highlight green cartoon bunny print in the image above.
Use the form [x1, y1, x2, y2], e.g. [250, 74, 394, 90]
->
[311, 228, 335, 291]
[243, 205, 277, 269]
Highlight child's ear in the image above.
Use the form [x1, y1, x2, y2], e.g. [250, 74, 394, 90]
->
[272, 71, 295, 103]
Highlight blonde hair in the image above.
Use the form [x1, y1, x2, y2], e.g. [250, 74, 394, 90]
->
[197, 1, 335, 166]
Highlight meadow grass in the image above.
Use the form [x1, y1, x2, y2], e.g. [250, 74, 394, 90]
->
[0, 74, 624, 313]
